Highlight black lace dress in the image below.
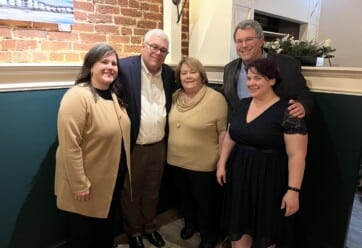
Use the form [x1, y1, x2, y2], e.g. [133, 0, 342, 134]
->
[222, 98, 307, 248]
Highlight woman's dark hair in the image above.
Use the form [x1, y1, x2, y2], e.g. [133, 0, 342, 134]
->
[247, 58, 281, 88]
[75, 44, 124, 105]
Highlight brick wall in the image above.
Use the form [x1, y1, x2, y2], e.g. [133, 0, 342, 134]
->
[0, 0, 166, 63]
[181, 0, 189, 56]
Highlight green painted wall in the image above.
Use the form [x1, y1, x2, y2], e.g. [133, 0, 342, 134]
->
[0, 89, 361, 248]
[0, 89, 67, 248]
[296, 93, 362, 248]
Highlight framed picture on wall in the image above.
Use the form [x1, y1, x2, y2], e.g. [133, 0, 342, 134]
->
[0, 0, 74, 24]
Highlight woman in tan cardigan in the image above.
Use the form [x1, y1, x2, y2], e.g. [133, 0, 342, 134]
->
[55, 44, 131, 248]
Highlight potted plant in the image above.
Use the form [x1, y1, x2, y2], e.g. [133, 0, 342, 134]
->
[264, 35, 336, 66]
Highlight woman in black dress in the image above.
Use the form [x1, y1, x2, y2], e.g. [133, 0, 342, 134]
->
[216, 58, 308, 248]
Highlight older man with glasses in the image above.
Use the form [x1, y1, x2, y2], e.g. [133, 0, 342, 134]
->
[117, 29, 176, 248]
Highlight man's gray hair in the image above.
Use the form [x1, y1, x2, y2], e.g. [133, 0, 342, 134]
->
[233, 19, 264, 41]
[144, 29, 169, 47]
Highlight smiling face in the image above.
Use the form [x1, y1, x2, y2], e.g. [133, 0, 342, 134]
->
[179, 62, 204, 95]
[246, 67, 275, 99]
[234, 28, 264, 65]
[142, 35, 169, 74]
[90, 53, 118, 90]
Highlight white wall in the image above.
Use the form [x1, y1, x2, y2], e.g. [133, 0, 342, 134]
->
[253, 0, 309, 23]
[189, 0, 233, 66]
[187, 0, 317, 66]
[177, 0, 362, 67]
[318, 0, 362, 67]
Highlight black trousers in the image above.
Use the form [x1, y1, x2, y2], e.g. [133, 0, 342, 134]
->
[66, 146, 127, 248]
[170, 165, 221, 243]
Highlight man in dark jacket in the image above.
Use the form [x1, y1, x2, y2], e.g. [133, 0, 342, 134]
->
[117, 29, 176, 248]
[223, 19, 313, 117]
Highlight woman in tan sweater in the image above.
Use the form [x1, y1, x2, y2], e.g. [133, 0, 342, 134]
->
[167, 57, 228, 248]
[55, 44, 131, 248]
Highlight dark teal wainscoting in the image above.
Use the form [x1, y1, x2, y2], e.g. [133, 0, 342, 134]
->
[0, 89, 67, 248]
[296, 93, 362, 248]
[0, 88, 361, 248]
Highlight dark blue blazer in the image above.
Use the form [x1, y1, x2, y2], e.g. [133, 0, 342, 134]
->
[118, 55, 176, 148]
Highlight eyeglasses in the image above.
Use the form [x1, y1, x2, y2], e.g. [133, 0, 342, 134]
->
[145, 42, 169, 55]
[235, 37, 259, 45]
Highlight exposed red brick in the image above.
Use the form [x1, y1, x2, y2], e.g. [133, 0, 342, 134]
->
[41, 41, 71, 50]
[87, 14, 113, 24]
[32, 52, 49, 62]
[1, 40, 17, 50]
[79, 33, 107, 43]
[0, 20, 30, 28]
[74, 1, 95, 12]
[129, 0, 140, 8]
[121, 8, 143, 18]
[144, 13, 162, 20]
[95, 25, 120, 34]
[121, 27, 133, 35]
[0, 0, 172, 63]
[15, 40, 38, 50]
[137, 20, 157, 29]
[32, 22, 58, 30]
[131, 36, 142, 44]
[13, 51, 29, 62]
[72, 23, 95, 32]
[65, 52, 81, 62]
[74, 11, 88, 21]
[140, 2, 160, 12]
[49, 53, 65, 62]
[96, 4, 120, 15]
[118, 0, 129, 6]
[124, 44, 141, 53]
[0, 27, 11, 38]
[114, 17, 137, 26]
[48, 32, 74, 41]
[72, 42, 94, 52]
[104, 0, 118, 4]
[13, 29, 46, 39]
[0, 51, 12, 62]
[109, 35, 131, 44]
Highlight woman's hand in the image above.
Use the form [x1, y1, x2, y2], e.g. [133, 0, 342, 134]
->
[280, 190, 299, 216]
[216, 162, 227, 186]
[74, 189, 90, 201]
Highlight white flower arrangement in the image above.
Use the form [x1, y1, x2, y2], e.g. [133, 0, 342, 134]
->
[264, 35, 336, 59]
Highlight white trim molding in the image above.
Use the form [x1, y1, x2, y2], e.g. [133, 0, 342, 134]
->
[0, 63, 80, 92]
[302, 66, 362, 96]
[1, 64, 361, 96]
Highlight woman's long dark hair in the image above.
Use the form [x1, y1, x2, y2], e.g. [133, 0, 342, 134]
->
[75, 44, 125, 106]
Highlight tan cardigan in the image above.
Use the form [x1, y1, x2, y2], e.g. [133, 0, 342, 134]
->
[55, 84, 131, 218]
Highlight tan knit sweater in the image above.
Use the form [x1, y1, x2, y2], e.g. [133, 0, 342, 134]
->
[167, 86, 228, 172]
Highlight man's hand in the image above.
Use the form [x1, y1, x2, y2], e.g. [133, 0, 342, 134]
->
[288, 99, 305, 118]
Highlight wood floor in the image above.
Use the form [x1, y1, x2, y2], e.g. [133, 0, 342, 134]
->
[114, 209, 224, 248]
[345, 188, 362, 248]
[115, 187, 362, 248]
